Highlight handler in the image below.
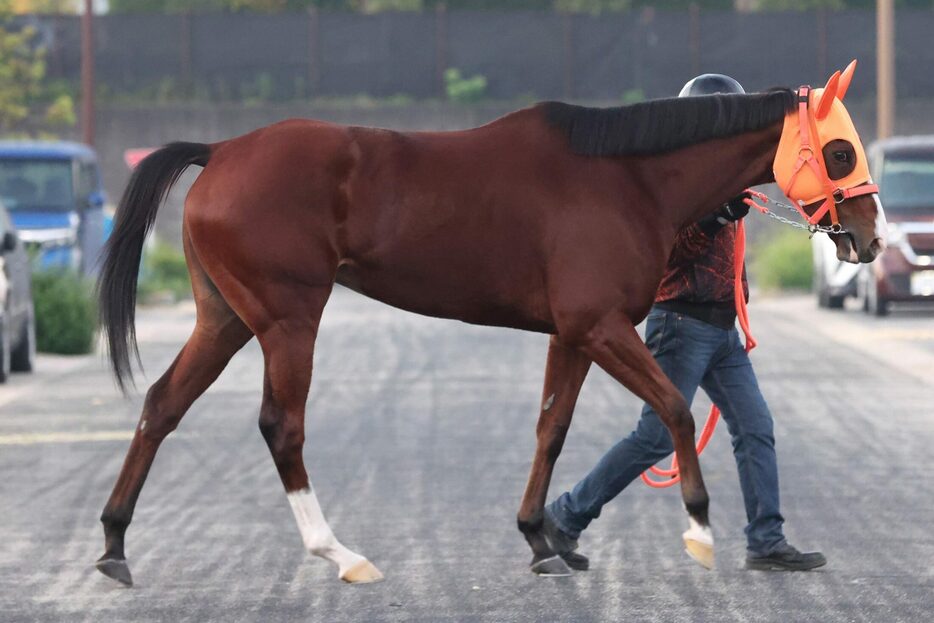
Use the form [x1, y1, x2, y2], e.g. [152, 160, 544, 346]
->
[543, 74, 826, 572]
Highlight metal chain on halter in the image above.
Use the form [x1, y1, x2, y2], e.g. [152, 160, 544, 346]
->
[745, 191, 847, 237]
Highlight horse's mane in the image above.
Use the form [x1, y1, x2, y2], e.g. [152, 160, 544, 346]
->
[541, 89, 796, 157]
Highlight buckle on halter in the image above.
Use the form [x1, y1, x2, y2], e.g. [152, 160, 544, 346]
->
[832, 188, 846, 203]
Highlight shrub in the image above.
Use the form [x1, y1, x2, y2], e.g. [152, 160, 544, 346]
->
[751, 228, 813, 291]
[444, 68, 487, 103]
[622, 88, 645, 104]
[31, 270, 98, 355]
[137, 241, 191, 304]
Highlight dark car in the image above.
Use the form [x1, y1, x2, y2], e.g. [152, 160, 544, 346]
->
[858, 136, 934, 315]
[0, 202, 35, 381]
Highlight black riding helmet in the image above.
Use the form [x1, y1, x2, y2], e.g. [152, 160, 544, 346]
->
[679, 73, 750, 228]
[678, 73, 745, 97]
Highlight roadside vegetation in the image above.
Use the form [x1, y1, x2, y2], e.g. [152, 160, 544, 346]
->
[444, 68, 487, 103]
[137, 241, 191, 304]
[31, 269, 98, 355]
[750, 228, 813, 291]
[0, 3, 76, 137]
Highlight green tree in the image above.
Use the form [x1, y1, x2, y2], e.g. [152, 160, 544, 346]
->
[756, 0, 844, 9]
[554, 0, 629, 11]
[0, 0, 75, 133]
[11, 0, 78, 12]
[757, 0, 934, 8]
[109, 0, 224, 12]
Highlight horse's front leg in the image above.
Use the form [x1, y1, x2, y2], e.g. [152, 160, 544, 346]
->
[580, 310, 714, 569]
[518, 336, 591, 576]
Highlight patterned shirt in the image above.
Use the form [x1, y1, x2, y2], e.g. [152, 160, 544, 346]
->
[653, 220, 748, 329]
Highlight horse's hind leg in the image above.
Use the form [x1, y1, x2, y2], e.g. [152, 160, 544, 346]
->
[96, 237, 253, 586]
[255, 286, 383, 584]
[579, 310, 714, 569]
[517, 336, 591, 576]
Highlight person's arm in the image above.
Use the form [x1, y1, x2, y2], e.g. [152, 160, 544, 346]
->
[668, 192, 751, 265]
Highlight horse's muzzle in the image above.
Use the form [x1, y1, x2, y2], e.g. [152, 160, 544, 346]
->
[836, 233, 884, 264]
[859, 237, 886, 263]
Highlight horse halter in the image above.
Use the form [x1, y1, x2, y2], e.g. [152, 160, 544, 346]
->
[771, 62, 878, 233]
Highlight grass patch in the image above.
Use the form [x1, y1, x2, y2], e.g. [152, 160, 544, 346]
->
[137, 241, 191, 304]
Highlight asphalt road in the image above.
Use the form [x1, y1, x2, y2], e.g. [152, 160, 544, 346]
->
[1, 289, 933, 623]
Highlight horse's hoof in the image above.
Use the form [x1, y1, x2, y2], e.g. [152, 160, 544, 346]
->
[530, 555, 572, 577]
[96, 557, 134, 587]
[340, 559, 384, 584]
[683, 537, 715, 569]
[682, 518, 715, 570]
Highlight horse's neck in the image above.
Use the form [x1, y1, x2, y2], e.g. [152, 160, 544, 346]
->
[650, 121, 784, 230]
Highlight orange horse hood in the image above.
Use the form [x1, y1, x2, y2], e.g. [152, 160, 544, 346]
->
[773, 60, 871, 206]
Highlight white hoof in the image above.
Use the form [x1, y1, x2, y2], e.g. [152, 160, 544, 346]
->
[340, 559, 385, 584]
[682, 517, 715, 570]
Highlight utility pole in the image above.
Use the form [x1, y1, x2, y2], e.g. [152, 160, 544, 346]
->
[876, 0, 895, 139]
[80, 0, 95, 146]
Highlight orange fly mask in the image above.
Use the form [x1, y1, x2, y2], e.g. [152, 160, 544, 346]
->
[773, 60, 879, 231]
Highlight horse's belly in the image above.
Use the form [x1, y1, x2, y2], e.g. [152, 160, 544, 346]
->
[334, 263, 556, 334]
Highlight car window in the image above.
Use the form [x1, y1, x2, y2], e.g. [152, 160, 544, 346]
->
[881, 156, 934, 212]
[0, 158, 74, 212]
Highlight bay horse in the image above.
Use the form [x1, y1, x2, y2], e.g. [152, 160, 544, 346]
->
[96, 66, 884, 586]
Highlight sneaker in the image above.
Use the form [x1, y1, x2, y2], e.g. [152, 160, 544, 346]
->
[542, 511, 589, 571]
[745, 542, 827, 571]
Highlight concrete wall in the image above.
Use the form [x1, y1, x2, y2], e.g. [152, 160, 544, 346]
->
[74, 101, 519, 245]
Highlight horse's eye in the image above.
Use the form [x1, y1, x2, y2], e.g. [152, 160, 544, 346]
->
[833, 151, 850, 163]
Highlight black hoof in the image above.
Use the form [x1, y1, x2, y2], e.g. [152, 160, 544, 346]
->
[560, 550, 589, 571]
[530, 555, 572, 577]
[96, 557, 133, 587]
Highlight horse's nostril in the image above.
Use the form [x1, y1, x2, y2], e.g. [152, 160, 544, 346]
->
[870, 237, 886, 255]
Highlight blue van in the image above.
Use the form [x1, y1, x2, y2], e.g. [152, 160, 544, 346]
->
[0, 141, 108, 275]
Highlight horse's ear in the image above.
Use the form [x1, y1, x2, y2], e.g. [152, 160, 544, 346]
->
[838, 59, 857, 101]
[816, 70, 841, 120]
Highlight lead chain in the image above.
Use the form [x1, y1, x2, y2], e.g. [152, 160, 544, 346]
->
[750, 195, 847, 237]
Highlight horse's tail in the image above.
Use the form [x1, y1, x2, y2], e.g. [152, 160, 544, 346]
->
[99, 141, 212, 394]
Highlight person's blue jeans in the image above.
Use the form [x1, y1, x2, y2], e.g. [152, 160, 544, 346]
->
[547, 307, 786, 556]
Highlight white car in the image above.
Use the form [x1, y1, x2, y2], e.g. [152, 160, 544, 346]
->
[812, 135, 934, 314]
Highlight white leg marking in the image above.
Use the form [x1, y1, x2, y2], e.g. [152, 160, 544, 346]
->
[683, 516, 714, 546]
[287, 486, 367, 577]
[542, 393, 556, 411]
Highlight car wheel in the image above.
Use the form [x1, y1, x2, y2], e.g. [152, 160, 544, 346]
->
[820, 289, 845, 309]
[864, 274, 890, 317]
[11, 304, 35, 373]
[0, 313, 11, 383]
[815, 267, 845, 309]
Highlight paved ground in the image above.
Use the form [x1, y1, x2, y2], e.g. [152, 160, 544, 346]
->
[1, 289, 933, 622]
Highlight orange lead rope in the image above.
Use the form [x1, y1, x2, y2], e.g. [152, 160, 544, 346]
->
[641, 220, 756, 488]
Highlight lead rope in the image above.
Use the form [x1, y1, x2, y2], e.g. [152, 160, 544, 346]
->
[640, 219, 756, 488]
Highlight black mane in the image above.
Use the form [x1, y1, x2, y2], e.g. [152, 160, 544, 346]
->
[541, 90, 796, 157]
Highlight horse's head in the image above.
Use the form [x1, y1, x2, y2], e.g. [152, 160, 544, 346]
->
[774, 60, 886, 264]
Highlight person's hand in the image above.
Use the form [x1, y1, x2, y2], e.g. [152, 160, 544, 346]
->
[698, 191, 751, 235]
[716, 192, 751, 224]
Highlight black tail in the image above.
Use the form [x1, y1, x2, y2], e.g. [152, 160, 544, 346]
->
[98, 142, 211, 394]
